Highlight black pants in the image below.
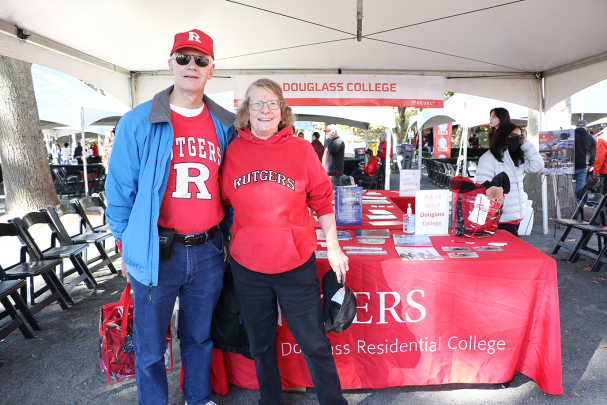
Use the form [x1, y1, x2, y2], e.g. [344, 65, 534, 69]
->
[230, 254, 347, 405]
[498, 222, 519, 237]
[349, 168, 371, 185]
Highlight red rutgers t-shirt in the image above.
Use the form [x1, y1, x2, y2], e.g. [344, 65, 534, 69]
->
[157, 106, 223, 234]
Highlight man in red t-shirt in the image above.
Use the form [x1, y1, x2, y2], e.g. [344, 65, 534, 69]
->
[106, 29, 235, 405]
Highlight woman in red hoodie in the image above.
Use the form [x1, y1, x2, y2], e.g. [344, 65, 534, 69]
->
[220, 78, 349, 405]
[350, 148, 380, 185]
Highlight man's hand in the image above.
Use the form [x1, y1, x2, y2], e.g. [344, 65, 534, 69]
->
[327, 247, 349, 284]
[120, 258, 131, 284]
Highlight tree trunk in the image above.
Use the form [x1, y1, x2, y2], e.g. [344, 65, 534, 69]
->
[395, 107, 407, 144]
[0, 56, 59, 216]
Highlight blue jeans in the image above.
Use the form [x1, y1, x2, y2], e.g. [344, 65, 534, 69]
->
[131, 230, 224, 405]
[230, 254, 347, 405]
[574, 168, 587, 205]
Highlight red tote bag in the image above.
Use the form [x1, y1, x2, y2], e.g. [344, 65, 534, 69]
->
[99, 283, 173, 385]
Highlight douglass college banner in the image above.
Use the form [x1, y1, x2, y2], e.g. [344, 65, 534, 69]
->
[234, 75, 445, 108]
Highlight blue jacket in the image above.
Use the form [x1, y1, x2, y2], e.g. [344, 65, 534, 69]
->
[105, 86, 236, 287]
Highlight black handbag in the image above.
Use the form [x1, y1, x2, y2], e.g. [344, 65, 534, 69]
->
[158, 226, 175, 261]
[211, 262, 252, 359]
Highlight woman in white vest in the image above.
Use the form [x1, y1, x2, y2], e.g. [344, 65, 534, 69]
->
[475, 122, 543, 236]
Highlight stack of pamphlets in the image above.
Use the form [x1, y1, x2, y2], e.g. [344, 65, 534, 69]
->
[355, 229, 391, 238]
[316, 229, 352, 241]
[343, 246, 387, 255]
[366, 214, 399, 220]
[369, 220, 403, 226]
[394, 247, 444, 261]
[393, 234, 432, 247]
[357, 238, 386, 244]
[473, 246, 503, 251]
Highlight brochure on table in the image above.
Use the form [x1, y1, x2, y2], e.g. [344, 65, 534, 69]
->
[415, 190, 449, 235]
[399, 170, 421, 197]
[335, 187, 363, 226]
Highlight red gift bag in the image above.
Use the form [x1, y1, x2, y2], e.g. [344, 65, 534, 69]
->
[450, 177, 503, 239]
[99, 283, 173, 385]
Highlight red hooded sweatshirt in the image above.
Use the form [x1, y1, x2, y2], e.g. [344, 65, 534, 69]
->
[220, 127, 334, 274]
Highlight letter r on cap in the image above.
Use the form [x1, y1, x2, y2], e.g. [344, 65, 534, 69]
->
[188, 31, 201, 43]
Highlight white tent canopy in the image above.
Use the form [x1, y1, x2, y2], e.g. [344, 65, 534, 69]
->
[32, 64, 129, 131]
[570, 78, 607, 125]
[409, 93, 528, 130]
[1, 0, 607, 112]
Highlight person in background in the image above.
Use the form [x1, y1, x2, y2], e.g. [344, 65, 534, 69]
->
[475, 122, 543, 237]
[51, 139, 61, 164]
[73, 142, 83, 164]
[377, 134, 393, 165]
[350, 148, 379, 185]
[61, 142, 71, 163]
[594, 129, 607, 193]
[105, 28, 235, 405]
[297, 131, 304, 138]
[90, 142, 99, 157]
[468, 133, 480, 148]
[102, 129, 115, 170]
[220, 78, 348, 405]
[322, 124, 345, 188]
[574, 119, 597, 205]
[489, 107, 512, 141]
[425, 130, 434, 154]
[311, 131, 324, 161]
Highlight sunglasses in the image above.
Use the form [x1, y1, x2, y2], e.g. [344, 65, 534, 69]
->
[172, 54, 211, 67]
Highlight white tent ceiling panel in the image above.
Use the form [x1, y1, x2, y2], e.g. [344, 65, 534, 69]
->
[0, 33, 131, 106]
[1, 0, 607, 110]
[547, 59, 607, 112]
[446, 77, 539, 110]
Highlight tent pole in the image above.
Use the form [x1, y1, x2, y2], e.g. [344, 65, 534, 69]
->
[81, 107, 89, 196]
[462, 127, 468, 178]
[417, 130, 422, 170]
[385, 127, 392, 190]
[365, 127, 369, 164]
[456, 126, 464, 176]
[539, 78, 548, 234]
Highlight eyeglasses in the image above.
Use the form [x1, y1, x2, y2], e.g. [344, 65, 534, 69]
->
[172, 54, 211, 67]
[248, 100, 281, 111]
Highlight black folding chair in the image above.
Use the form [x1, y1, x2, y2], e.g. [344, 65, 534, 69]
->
[552, 193, 606, 257]
[565, 195, 607, 262]
[52, 168, 81, 199]
[361, 164, 383, 190]
[47, 203, 118, 275]
[0, 222, 72, 315]
[14, 212, 97, 293]
[77, 196, 110, 233]
[0, 279, 39, 340]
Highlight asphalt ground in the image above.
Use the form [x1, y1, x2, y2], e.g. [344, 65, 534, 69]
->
[1, 170, 607, 404]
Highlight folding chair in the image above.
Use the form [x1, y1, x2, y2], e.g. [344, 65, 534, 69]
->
[565, 194, 607, 262]
[52, 168, 81, 199]
[14, 213, 97, 293]
[360, 165, 383, 190]
[588, 230, 607, 272]
[0, 222, 72, 316]
[552, 193, 606, 257]
[47, 203, 118, 275]
[77, 195, 110, 233]
[0, 280, 39, 340]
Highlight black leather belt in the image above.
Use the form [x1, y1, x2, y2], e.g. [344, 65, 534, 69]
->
[173, 226, 218, 246]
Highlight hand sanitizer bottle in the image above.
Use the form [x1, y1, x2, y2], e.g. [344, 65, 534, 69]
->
[403, 203, 415, 233]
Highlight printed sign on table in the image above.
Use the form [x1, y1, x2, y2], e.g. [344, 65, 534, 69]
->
[415, 190, 449, 235]
[433, 123, 452, 158]
[234, 75, 445, 107]
[335, 187, 363, 226]
[399, 170, 421, 197]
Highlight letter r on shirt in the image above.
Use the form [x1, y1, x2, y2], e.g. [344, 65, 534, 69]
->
[171, 162, 211, 199]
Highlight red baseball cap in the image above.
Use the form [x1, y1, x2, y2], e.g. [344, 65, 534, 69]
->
[170, 29, 214, 59]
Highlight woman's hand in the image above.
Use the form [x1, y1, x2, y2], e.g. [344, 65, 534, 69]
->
[327, 246, 349, 284]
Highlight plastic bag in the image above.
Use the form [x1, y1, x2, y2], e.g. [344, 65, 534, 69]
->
[450, 190, 503, 238]
[99, 284, 173, 384]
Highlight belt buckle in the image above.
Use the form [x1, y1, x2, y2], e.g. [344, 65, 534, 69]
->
[184, 234, 198, 246]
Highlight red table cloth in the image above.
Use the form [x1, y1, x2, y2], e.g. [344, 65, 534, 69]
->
[208, 229, 562, 395]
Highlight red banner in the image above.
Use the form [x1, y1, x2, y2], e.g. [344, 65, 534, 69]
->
[433, 123, 452, 158]
[234, 75, 445, 108]
[215, 230, 562, 395]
